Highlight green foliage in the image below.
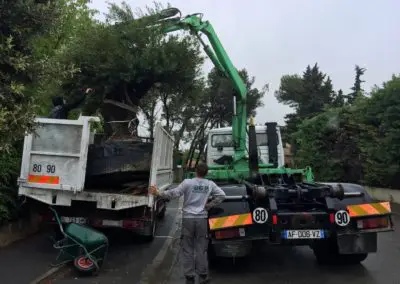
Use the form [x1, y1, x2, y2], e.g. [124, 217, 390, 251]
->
[282, 62, 400, 188]
[347, 65, 366, 104]
[293, 106, 362, 183]
[206, 67, 266, 126]
[0, 145, 21, 225]
[0, 0, 74, 224]
[0, 0, 62, 151]
[275, 64, 336, 152]
[355, 75, 400, 187]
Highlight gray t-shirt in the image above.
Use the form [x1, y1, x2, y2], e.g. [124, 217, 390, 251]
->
[159, 178, 226, 218]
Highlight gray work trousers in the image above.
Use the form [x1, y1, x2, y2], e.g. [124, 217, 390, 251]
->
[181, 217, 209, 278]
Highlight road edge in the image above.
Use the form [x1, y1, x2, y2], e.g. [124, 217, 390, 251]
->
[29, 264, 67, 284]
[138, 197, 183, 284]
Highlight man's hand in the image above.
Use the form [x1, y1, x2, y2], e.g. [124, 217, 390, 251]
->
[149, 185, 159, 196]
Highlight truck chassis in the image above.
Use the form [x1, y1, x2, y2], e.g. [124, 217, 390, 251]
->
[207, 181, 393, 264]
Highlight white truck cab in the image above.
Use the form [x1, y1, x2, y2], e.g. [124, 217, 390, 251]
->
[206, 124, 285, 167]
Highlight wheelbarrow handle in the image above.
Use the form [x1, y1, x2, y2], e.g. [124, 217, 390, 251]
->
[49, 206, 65, 234]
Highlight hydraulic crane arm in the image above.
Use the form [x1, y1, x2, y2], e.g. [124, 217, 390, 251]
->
[145, 8, 248, 163]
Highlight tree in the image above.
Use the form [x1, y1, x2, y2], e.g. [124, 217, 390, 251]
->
[205, 67, 267, 126]
[331, 89, 345, 107]
[0, 0, 82, 224]
[293, 106, 362, 182]
[347, 65, 366, 104]
[355, 75, 400, 187]
[0, 0, 65, 151]
[58, 2, 204, 137]
[275, 64, 335, 148]
[183, 67, 267, 167]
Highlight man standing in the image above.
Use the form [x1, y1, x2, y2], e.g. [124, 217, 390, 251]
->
[49, 88, 93, 119]
[149, 163, 226, 284]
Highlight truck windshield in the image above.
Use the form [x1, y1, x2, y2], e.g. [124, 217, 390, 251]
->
[211, 133, 268, 147]
[211, 134, 234, 147]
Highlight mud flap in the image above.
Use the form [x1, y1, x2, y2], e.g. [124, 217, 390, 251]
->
[337, 232, 377, 254]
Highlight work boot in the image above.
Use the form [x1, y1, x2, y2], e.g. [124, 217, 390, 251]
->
[185, 276, 195, 284]
[199, 274, 211, 284]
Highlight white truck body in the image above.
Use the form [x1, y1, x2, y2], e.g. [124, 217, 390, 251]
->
[18, 116, 174, 212]
[206, 125, 285, 167]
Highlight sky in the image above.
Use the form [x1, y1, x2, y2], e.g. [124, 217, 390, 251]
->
[88, 0, 400, 126]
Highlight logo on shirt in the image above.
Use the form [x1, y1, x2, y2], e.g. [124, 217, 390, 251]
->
[193, 185, 209, 194]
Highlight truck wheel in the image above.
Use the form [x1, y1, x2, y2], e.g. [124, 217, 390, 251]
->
[208, 242, 217, 268]
[312, 238, 340, 265]
[342, 253, 368, 264]
[143, 218, 157, 242]
[157, 203, 166, 219]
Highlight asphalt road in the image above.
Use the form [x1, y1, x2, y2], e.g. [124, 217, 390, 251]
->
[0, 198, 181, 284]
[1, 200, 399, 284]
[167, 208, 400, 284]
[45, 198, 182, 284]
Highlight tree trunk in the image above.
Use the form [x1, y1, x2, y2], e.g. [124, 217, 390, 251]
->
[161, 93, 172, 132]
[186, 117, 212, 169]
[195, 120, 218, 167]
[174, 118, 189, 150]
[185, 119, 207, 170]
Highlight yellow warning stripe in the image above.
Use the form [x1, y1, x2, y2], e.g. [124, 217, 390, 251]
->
[347, 202, 391, 217]
[208, 213, 253, 231]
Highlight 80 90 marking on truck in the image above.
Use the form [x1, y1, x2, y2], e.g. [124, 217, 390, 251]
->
[32, 163, 56, 174]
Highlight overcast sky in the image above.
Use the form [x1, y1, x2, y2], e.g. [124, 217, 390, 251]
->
[89, 0, 399, 125]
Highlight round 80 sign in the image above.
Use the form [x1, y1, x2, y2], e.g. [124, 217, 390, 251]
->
[253, 207, 268, 224]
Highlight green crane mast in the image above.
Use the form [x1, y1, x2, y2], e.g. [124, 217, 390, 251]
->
[143, 8, 313, 182]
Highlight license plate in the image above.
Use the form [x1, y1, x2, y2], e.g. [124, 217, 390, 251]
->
[283, 230, 324, 239]
[61, 216, 87, 224]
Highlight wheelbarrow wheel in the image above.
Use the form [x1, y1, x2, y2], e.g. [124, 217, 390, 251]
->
[73, 255, 99, 276]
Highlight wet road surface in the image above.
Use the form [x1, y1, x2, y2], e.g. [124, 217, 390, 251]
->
[167, 208, 400, 284]
[45, 198, 181, 284]
[1, 200, 399, 284]
[0, 198, 180, 284]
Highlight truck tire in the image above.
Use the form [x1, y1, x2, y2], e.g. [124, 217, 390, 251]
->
[158, 205, 166, 219]
[342, 253, 368, 264]
[313, 238, 368, 265]
[208, 242, 218, 268]
[142, 216, 157, 242]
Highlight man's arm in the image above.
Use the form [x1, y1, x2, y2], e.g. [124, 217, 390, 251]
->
[64, 88, 92, 111]
[205, 182, 226, 211]
[151, 180, 187, 200]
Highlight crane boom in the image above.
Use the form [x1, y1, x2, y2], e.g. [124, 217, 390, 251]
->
[151, 9, 248, 164]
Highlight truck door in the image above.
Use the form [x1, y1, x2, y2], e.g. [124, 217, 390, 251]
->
[18, 116, 97, 192]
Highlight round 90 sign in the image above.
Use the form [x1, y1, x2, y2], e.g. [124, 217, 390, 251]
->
[334, 210, 350, 226]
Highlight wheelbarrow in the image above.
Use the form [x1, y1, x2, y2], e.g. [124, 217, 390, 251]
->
[49, 207, 109, 275]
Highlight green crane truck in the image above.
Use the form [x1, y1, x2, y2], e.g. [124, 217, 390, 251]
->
[146, 8, 394, 265]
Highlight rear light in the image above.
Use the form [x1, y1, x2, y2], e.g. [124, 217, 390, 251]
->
[357, 217, 390, 230]
[329, 213, 335, 224]
[122, 219, 144, 229]
[272, 215, 278, 225]
[215, 228, 243, 240]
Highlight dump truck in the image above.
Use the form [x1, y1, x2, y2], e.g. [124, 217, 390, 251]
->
[145, 7, 394, 264]
[17, 116, 174, 240]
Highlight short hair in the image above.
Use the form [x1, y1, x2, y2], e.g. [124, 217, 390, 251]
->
[195, 163, 208, 178]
